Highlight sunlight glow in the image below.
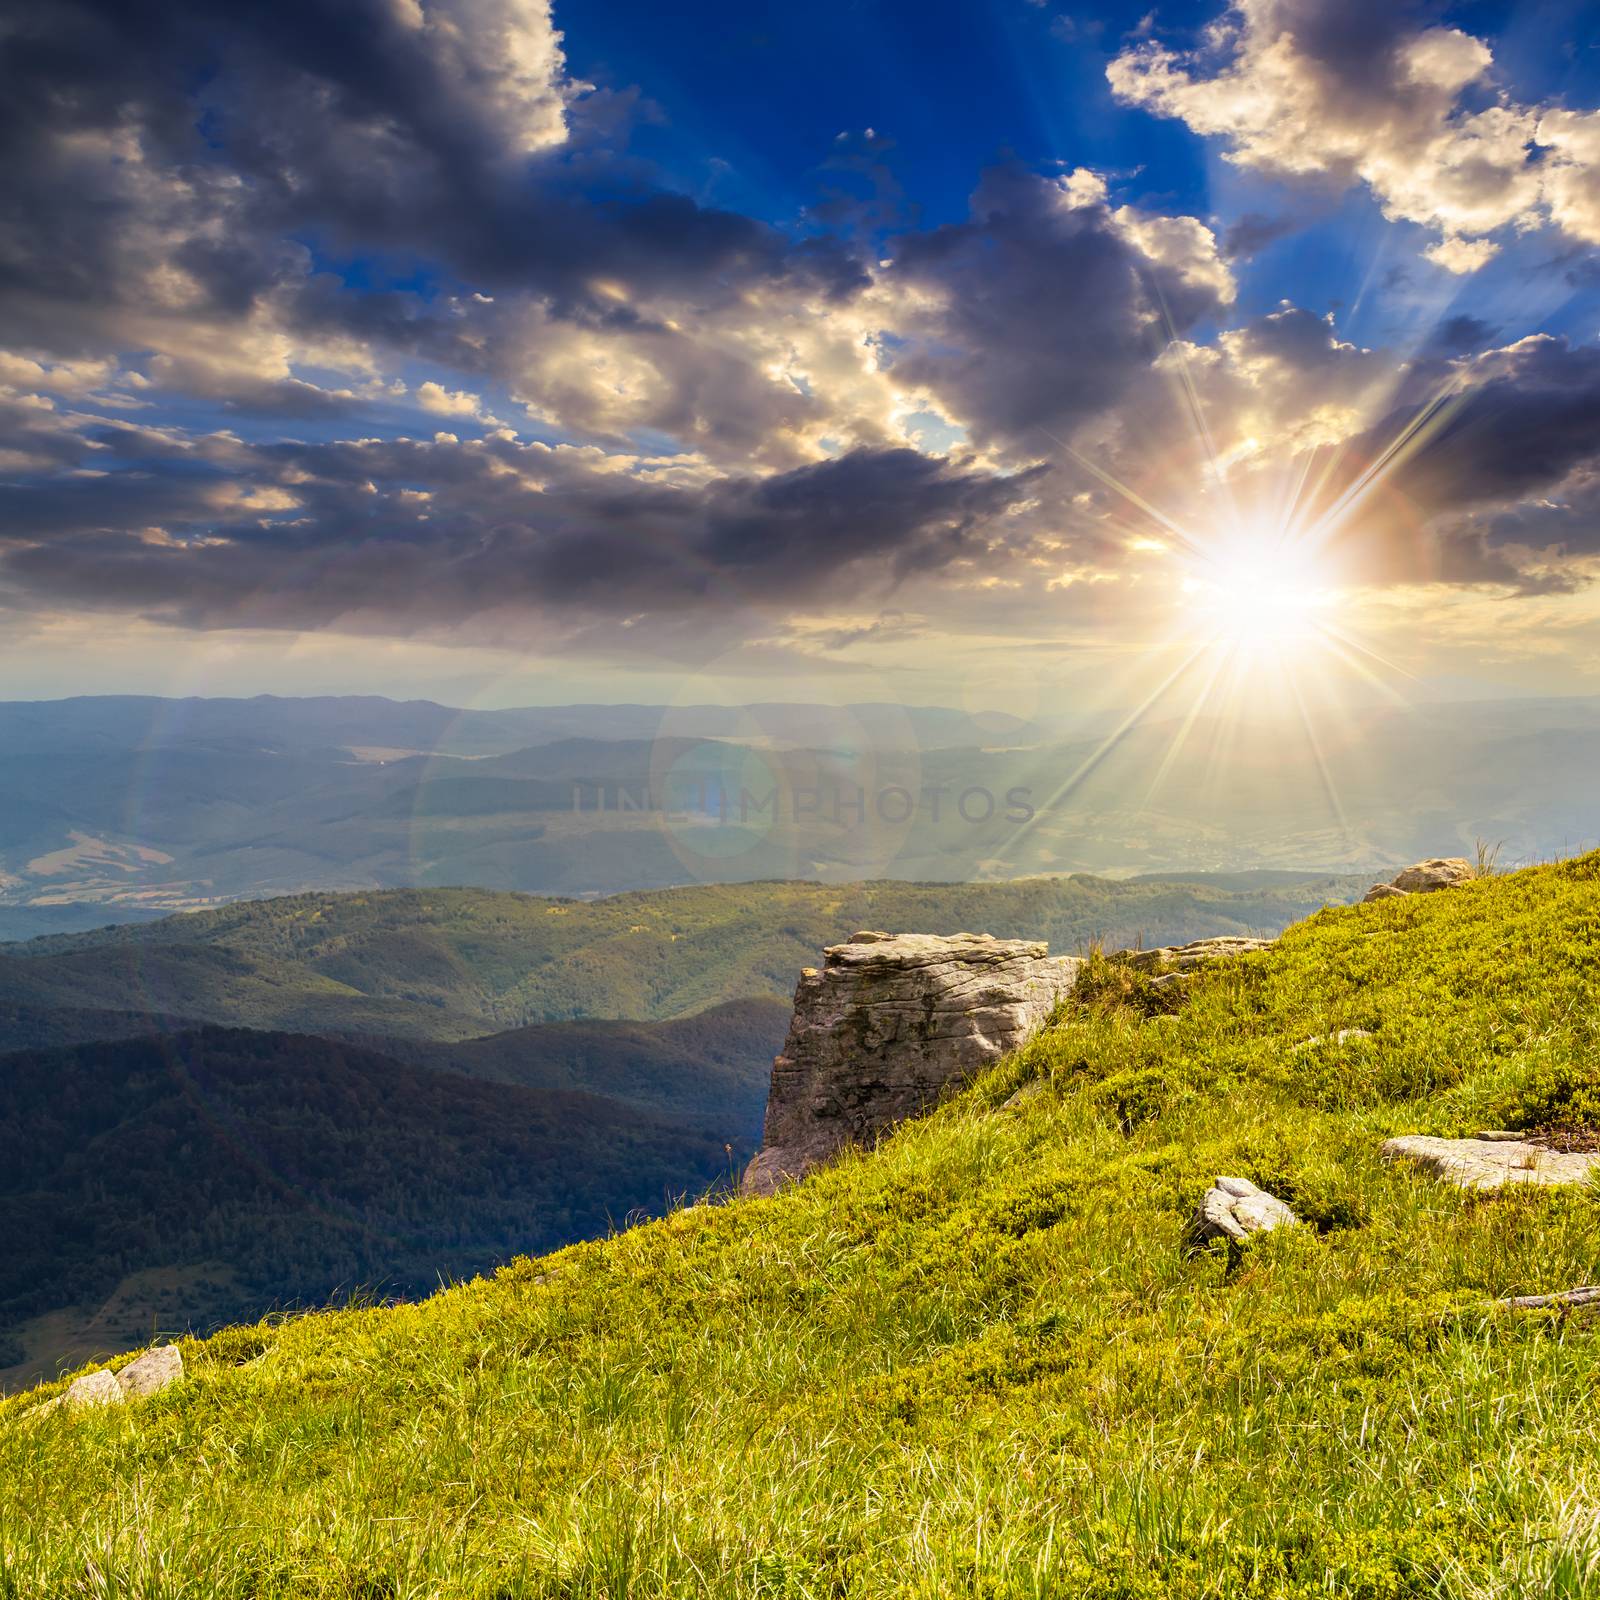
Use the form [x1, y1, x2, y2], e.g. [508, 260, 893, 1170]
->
[1183, 544, 1337, 662]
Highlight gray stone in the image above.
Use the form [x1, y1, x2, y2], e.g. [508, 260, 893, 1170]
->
[1192, 1176, 1301, 1243]
[63, 1369, 124, 1411]
[743, 932, 1080, 1195]
[1382, 1134, 1600, 1190]
[116, 1344, 183, 1399]
[999, 1078, 1047, 1112]
[1122, 936, 1274, 974]
[1364, 857, 1473, 904]
[1392, 857, 1474, 894]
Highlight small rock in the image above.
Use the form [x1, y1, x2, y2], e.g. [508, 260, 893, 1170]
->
[1122, 937, 1274, 974]
[1363, 857, 1473, 904]
[63, 1369, 124, 1411]
[1192, 1176, 1301, 1244]
[1382, 1134, 1600, 1190]
[1292, 1028, 1373, 1052]
[1392, 858, 1474, 894]
[742, 1146, 803, 1197]
[116, 1344, 183, 1399]
[999, 1078, 1046, 1112]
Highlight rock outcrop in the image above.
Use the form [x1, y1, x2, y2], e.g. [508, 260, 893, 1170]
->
[1382, 1134, 1600, 1190]
[1116, 935, 1275, 1005]
[1191, 1176, 1301, 1244]
[743, 932, 1080, 1195]
[1363, 857, 1473, 904]
[1120, 936, 1276, 973]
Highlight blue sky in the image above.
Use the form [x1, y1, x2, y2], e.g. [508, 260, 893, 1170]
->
[1, 0, 1599, 711]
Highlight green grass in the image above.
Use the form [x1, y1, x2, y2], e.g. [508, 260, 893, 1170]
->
[5, 856, 1600, 1596]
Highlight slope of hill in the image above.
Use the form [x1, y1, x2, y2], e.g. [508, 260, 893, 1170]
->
[0, 1027, 746, 1388]
[7, 856, 1600, 1593]
[0, 874, 1364, 1039]
[374, 997, 791, 1131]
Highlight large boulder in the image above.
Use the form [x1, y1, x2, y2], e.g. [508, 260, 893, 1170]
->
[1363, 858, 1473, 904]
[743, 932, 1080, 1195]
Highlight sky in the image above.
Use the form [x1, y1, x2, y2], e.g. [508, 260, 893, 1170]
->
[1, 0, 1599, 717]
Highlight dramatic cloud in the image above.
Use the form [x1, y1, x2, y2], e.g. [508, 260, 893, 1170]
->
[1107, 0, 1600, 270]
[0, 0, 855, 410]
[0, 0, 1596, 690]
[0, 419, 1043, 635]
[882, 165, 1234, 452]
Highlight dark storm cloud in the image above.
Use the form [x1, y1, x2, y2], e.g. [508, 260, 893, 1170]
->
[1382, 339, 1600, 519]
[0, 0, 862, 366]
[885, 165, 1233, 450]
[1422, 315, 1500, 358]
[0, 433, 1042, 628]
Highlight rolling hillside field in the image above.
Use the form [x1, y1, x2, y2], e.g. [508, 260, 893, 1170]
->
[6, 857, 1600, 1593]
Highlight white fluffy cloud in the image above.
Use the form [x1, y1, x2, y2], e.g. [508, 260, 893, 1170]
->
[1539, 109, 1600, 248]
[416, 381, 488, 418]
[390, 0, 574, 154]
[1107, 0, 1599, 270]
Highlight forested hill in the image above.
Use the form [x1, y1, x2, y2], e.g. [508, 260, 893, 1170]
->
[0, 873, 1365, 1040]
[0, 1027, 745, 1384]
[369, 998, 791, 1127]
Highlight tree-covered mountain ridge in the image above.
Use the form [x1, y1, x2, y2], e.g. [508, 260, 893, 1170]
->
[0, 872, 1366, 1040]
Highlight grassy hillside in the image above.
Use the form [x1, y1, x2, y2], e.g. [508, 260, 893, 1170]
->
[6, 857, 1600, 1594]
[0, 874, 1363, 1039]
[0, 1029, 746, 1389]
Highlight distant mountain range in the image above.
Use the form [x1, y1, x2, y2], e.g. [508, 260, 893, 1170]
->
[4, 692, 1599, 939]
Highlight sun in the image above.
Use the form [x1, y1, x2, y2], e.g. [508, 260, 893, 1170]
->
[1183, 543, 1337, 662]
